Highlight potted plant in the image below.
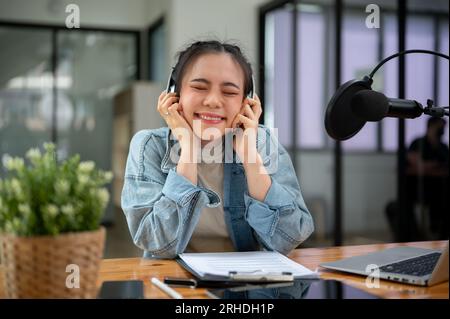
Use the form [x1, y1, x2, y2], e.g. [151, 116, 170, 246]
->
[0, 143, 112, 298]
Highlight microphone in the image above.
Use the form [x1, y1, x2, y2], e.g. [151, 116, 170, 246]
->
[351, 90, 423, 121]
[324, 78, 372, 141]
[324, 50, 449, 141]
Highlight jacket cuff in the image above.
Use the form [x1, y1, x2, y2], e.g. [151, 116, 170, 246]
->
[262, 179, 296, 208]
[244, 193, 279, 237]
[162, 168, 220, 207]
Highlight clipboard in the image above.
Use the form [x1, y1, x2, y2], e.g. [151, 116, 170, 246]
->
[176, 251, 318, 286]
[176, 257, 295, 283]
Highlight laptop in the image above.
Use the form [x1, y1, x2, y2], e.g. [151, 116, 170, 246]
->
[320, 241, 449, 286]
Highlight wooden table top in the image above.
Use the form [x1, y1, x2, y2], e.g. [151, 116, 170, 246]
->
[1, 240, 448, 299]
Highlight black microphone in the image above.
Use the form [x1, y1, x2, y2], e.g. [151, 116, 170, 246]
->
[324, 50, 449, 141]
[351, 90, 423, 121]
[324, 78, 372, 141]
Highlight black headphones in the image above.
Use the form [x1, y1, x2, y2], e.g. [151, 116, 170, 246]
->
[165, 68, 255, 99]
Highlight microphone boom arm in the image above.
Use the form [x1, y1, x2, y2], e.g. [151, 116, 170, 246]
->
[368, 49, 450, 80]
[368, 50, 450, 118]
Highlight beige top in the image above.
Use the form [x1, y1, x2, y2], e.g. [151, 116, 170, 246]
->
[186, 142, 235, 253]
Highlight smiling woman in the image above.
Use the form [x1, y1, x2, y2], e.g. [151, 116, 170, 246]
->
[180, 53, 245, 140]
[121, 40, 314, 258]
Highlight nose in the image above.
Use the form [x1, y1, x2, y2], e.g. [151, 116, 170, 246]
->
[202, 90, 223, 108]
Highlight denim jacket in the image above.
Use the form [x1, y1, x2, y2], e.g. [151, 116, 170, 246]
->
[121, 125, 314, 258]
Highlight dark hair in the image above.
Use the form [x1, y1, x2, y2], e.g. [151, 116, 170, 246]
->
[172, 40, 253, 97]
[427, 117, 446, 128]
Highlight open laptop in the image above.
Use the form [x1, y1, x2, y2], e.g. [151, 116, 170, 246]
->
[320, 241, 448, 286]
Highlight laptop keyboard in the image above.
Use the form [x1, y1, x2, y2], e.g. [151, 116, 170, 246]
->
[379, 252, 441, 277]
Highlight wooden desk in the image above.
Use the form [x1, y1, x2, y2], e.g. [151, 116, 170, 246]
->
[0, 241, 448, 299]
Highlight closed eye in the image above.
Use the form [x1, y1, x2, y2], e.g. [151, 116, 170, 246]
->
[223, 91, 239, 96]
[191, 86, 207, 91]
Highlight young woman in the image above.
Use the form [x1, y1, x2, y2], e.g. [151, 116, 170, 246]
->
[121, 40, 313, 258]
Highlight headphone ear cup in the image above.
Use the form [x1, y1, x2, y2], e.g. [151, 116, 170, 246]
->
[166, 68, 177, 93]
[247, 75, 255, 99]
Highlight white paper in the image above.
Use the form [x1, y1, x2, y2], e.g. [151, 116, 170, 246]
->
[178, 251, 317, 278]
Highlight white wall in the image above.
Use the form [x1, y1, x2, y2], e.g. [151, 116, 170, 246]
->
[144, 0, 169, 27]
[0, 0, 149, 28]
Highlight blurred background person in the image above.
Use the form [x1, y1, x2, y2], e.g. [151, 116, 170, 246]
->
[406, 117, 449, 239]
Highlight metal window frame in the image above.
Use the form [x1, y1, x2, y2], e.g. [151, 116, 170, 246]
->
[0, 20, 141, 145]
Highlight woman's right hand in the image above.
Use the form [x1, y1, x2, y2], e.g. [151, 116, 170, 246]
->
[157, 91, 195, 148]
[158, 91, 199, 182]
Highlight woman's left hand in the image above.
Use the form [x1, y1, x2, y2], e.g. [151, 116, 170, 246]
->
[231, 94, 262, 164]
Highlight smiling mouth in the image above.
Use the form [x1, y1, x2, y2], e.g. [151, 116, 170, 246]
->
[194, 113, 226, 121]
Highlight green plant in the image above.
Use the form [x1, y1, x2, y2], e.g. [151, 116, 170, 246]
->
[0, 143, 112, 236]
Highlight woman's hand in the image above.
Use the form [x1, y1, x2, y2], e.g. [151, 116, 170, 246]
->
[231, 94, 262, 164]
[231, 94, 271, 201]
[158, 91, 199, 184]
[157, 91, 195, 149]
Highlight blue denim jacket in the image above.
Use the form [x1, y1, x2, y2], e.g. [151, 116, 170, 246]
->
[121, 125, 314, 258]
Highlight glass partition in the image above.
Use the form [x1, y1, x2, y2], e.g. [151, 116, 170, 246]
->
[0, 27, 53, 174]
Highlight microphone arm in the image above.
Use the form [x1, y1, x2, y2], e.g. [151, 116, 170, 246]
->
[368, 49, 450, 79]
[367, 49, 450, 118]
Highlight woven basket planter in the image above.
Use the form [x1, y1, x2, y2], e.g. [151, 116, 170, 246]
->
[0, 226, 105, 298]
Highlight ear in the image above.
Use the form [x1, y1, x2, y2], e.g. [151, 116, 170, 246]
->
[179, 104, 184, 115]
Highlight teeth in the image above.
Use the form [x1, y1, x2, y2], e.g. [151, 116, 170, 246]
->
[199, 114, 222, 121]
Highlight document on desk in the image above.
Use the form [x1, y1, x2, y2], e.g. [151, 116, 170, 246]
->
[178, 251, 317, 280]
